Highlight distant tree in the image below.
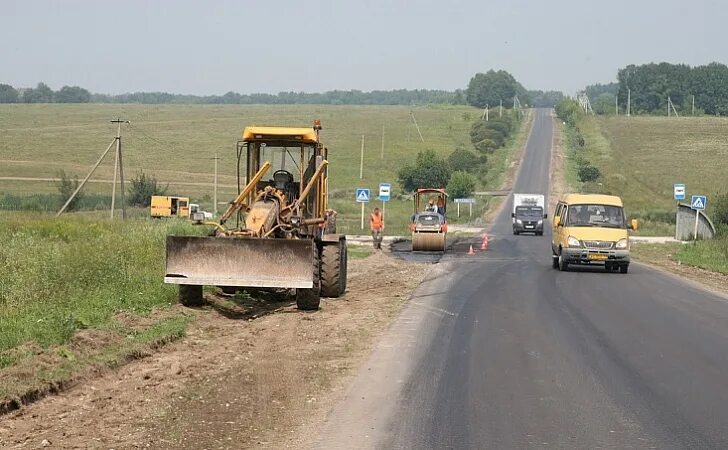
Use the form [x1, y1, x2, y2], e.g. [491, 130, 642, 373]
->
[55, 170, 83, 211]
[466, 70, 527, 108]
[447, 171, 476, 199]
[689, 62, 728, 116]
[397, 150, 451, 192]
[527, 90, 565, 107]
[448, 147, 481, 173]
[585, 82, 618, 100]
[22, 82, 54, 103]
[0, 84, 19, 103]
[592, 93, 616, 115]
[128, 171, 167, 207]
[55, 86, 91, 103]
[452, 89, 466, 105]
[555, 98, 583, 126]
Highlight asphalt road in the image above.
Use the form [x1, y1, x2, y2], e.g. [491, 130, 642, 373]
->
[317, 109, 728, 449]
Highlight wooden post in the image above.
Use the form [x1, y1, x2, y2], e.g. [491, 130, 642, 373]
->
[359, 135, 364, 179]
[57, 139, 116, 216]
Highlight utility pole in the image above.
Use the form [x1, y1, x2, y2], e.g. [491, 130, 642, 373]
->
[668, 96, 671, 117]
[692, 95, 695, 115]
[499, 99, 503, 117]
[627, 89, 631, 117]
[110, 119, 129, 219]
[615, 95, 619, 115]
[359, 135, 364, 179]
[380, 124, 385, 160]
[58, 119, 129, 217]
[211, 153, 220, 215]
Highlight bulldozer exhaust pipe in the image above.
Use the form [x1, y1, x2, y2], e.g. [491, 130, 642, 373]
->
[164, 236, 314, 289]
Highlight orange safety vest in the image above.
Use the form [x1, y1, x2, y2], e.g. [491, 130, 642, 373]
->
[370, 212, 383, 230]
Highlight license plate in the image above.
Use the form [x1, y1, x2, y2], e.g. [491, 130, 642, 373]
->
[588, 253, 608, 261]
[525, 225, 534, 229]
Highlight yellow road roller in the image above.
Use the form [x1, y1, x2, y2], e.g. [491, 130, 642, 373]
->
[410, 188, 448, 252]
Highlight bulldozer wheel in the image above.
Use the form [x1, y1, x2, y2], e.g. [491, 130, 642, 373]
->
[179, 285, 203, 307]
[320, 241, 347, 298]
[296, 251, 321, 310]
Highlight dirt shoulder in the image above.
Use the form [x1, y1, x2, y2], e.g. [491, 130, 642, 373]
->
[0, 251, 429, 449]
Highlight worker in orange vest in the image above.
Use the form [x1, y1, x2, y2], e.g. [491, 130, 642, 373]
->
[370, 207, 384, 249]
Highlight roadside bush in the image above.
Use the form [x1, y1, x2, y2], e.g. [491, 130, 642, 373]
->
[555, 98, 583, 126]
[711, 192, 728, 226]
[55, 170, 83, 211]
[577, 164, 601, 183]
[448, 147, 481, 173]
[447, 171, 476, 199]
[128, 171, 167, 207]
[397, 149, 451, 192]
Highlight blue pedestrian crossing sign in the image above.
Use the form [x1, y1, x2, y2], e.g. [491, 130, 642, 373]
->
[356, 188, 370, 203]
[691, 195, 707, 210]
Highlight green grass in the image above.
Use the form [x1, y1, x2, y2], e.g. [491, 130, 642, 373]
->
[0, 213, 203, 360]
[633, 237, 728, 274]
[597, 116, 728, 212]
[561, 115, 728, 237]
[0, 104, 477, 211]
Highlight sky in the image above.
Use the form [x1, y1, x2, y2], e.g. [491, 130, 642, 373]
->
[1, 0, 725, 96]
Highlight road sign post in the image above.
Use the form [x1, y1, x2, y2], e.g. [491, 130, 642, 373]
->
[356, 188, 370, 231]
[674, 183, 685, 240]
[454, 198, 476, 217]
[690, 194, 706, 240]
[378, 183, 391, 216]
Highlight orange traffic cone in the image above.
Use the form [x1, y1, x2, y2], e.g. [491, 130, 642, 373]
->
[467, 244, 475, 255]
[481, 233, 489, 251]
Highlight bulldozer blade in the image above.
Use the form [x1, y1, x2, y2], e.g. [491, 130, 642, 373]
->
[412, 232, 446, 252]
[165, 236, 314, 288]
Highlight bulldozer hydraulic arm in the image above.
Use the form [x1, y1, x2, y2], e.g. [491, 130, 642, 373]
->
[220, 161, 272, 225]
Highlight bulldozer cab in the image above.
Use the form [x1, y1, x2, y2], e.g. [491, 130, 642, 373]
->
[237, 125, 329, 228]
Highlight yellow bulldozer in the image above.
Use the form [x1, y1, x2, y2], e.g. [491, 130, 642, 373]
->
[164, 120, 347, 310]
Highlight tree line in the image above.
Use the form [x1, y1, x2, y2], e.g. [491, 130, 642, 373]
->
[1, 72, 567, 107]
[0, 82, 467, 106]
[581, 62, 728, 116]
[617, 62, 728, 116]
[0, 82, 92, 103]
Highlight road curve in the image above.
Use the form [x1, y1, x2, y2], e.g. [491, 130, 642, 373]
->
[316, 108, 728, 449]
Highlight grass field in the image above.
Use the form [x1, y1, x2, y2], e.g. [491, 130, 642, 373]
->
[0, 103, 531, 234]
[0, 213, 207, 403]
[560, 113, 728, 273]
[597, 116, 728, 212]
[0, 104, 475, 203]
[562, 115, 728, 235]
